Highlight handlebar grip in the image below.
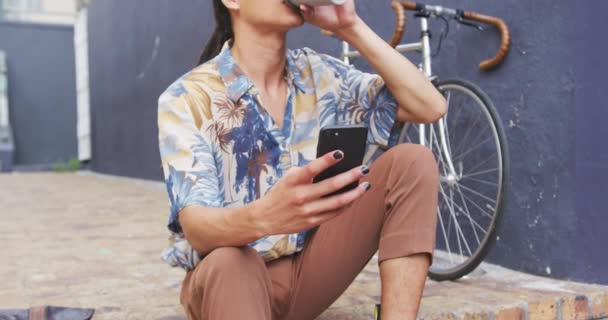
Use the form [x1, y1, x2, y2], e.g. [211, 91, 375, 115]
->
[463, 11, 511, 70]
[389, 1, 407, 48]
[400, 1, 418, 10]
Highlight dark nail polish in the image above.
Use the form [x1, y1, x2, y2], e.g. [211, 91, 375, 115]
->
[333, 151, 343, 160]
[365, 183, 372, 191]
[361, 166, 370, 175]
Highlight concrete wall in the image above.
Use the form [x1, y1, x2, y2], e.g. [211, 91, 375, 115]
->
[0, 22, 78, 166]
[87, 1, 212, 180]
[573, 1, 608, 285]
[87, 0, 608, 283]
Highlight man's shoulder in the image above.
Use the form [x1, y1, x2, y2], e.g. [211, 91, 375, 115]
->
[157, 62, 226, 128]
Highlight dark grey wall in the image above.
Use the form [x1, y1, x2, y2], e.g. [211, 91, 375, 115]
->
[0, 22, 78, 166]
[573, 2, 608, 284]
[88, 1, 215, 180]
[87, 1, 608, 283]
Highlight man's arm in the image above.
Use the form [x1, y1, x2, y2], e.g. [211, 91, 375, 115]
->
[335, 17, 447, 124]
[179, 203, 265, 256]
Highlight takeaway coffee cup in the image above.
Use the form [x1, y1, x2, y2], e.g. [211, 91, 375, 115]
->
[286, 0, 347, 8]
[291, 0, 347, 5]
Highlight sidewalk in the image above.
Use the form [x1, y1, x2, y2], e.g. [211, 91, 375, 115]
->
[1, 172, 607, 320]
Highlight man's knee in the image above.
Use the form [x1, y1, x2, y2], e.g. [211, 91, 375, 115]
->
[388, 144, 438, 178]
[196, 246, 263, 281]
[184, 247, 271, 318]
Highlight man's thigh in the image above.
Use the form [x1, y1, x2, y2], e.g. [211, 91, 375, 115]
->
[283, 156, 392, 320]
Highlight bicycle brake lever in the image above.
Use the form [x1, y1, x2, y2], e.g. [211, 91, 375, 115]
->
[456, 17, 484, 31]
[414, 11, 431, 18]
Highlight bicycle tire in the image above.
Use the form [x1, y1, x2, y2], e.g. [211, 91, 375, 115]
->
[398, 78, 509, 281]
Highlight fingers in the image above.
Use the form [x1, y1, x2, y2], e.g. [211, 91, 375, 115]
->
[304, 210, 341, 228]
[306, 164, 369, 200]
[287, 150, 344, 184]
[300, 181, 370, 218]
[299, 4, 314, 20]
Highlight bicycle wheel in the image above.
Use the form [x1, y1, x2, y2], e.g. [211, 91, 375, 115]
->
[398, 79, 509, 281]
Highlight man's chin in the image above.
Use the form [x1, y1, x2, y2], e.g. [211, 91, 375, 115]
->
[293, 19, 306, 28]
[284, 13, 306, 29]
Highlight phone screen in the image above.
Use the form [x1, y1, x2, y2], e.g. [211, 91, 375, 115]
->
[313, 124, 368, 196]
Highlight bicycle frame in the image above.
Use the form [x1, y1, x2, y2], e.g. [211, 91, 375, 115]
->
[339, 16, 460, 181]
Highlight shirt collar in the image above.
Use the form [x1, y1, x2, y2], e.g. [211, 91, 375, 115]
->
[214, 41, 296, 103]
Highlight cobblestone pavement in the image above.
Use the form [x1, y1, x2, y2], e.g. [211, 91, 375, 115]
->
[1, 172, 607, 320]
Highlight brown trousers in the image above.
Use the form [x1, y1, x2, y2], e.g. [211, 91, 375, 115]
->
[180, 144, 439, 320]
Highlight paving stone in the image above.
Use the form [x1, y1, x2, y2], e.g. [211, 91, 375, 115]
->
[2, 172, 608, 320]
[496, 307, 524, 320]
[589, 292, 608, 319]
[560, 295, 589, 320]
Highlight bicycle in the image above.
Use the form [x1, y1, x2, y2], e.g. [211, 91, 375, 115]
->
[324, 1, 511, 281]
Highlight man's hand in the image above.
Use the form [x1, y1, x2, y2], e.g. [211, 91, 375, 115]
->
[251, 150, 370, 236]
[299, 1, 359, 33]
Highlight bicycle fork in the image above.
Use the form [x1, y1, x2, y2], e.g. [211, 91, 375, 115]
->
[418, 16, 461, 184]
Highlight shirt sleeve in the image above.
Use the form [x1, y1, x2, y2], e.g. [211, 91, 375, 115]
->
[319, 53, 400, 149]
[157, 84, 224, 234]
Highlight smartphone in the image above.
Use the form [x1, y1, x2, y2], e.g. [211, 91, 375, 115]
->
[313, 124, 368, 197]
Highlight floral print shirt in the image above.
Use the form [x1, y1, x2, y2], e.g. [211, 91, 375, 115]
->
[158, 43, 400, 270]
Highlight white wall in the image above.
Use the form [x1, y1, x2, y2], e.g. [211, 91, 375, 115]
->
[2, 0, 76, 25]
[74, 8, 91, 161]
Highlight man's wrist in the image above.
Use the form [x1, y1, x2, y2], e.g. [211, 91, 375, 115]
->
[245, 199, 269, 239]
[334, 16, 369, 47]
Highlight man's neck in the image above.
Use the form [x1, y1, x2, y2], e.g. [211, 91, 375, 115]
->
[231, 24, 288, 93]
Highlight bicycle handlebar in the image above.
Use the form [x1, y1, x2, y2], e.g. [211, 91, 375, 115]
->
[389, 1, 407, 49]
[320, 1, 510, 71]
[395, 1, 511, 71]
[461, 10, 510, 70]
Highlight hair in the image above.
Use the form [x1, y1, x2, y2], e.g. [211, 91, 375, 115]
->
[198, 0, 234, 65]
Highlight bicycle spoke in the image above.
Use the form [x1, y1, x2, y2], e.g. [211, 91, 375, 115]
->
[439, 182, 473, 258]
[455, 119, 491, 158]
[448, 192, 488, 240]
[436, 202, 453, 265]
[451, 104, 482, 159]
[460, 167, 499, 179]
[454, 185, 482, 245]
[456, 187, 495, 219]
[453, 135, 494, 162]
[447, 187, 464, 260]
[442, 182, 488, 248]
[458, 183, 497, 205]
[431, 125, 451, 177]
[439, 183, 458, 261]
[463, 152, 497, 176]
[453, 210, 472, 258]
[460, 175, 499, 188]
[444, 91, 469, 157]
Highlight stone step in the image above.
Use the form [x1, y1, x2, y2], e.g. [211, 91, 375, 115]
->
[320, 256, 608, 320]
